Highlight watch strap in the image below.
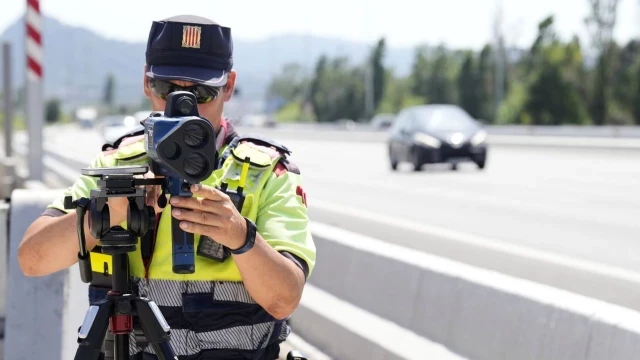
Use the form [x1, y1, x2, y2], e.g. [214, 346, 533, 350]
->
[230, 217, 256, 255]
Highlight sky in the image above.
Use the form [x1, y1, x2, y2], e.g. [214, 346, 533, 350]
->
[0, 0, 638, 50]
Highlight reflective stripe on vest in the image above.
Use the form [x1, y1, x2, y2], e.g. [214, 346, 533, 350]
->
[88, 137, 289, 356]
[89, 277, 290, 356]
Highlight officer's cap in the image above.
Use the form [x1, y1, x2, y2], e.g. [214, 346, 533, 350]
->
[145, 15, 233, 86]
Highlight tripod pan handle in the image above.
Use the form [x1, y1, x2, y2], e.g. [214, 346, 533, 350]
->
[78, 251, 93, 283]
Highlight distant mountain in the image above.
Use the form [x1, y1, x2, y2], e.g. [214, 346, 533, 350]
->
[0, 16, 418, 109]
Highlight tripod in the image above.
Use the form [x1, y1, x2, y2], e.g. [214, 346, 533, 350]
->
[65, 165, 178, 360]
[74, 230, 176, 360]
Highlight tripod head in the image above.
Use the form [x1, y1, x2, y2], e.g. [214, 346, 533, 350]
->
[64, 165, 164, 284]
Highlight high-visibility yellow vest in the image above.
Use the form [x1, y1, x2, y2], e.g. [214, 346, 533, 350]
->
[88, 135, 286, 281]
[81, 133, 301, 359]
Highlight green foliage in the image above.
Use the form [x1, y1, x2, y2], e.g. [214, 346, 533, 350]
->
[45, 98, 62, 123]
[267, 63, 310, 104]
[275, 101, 308, 122]
[378, 74, 424, 113]
[371, 38, 387, 113]
[457, 51, 481, 118]
[496, 82, 528, 125]
[265, 9, 638, 126]
[103, 73, 115, 108]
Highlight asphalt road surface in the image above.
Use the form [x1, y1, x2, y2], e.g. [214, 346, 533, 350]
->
[17, 124, 640, 311]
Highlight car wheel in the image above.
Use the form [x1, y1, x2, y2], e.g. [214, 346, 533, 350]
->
[389, 148, 398, 171]
[451, 163, 458, 171]
[476, 158, 486, 170]
[412, 149, 422, 171]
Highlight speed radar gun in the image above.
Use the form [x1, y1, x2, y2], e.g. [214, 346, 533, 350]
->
[64, 165, 177, 360]
[143, 91, 218, 274]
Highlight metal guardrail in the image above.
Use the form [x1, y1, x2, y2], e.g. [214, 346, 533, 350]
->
[236, 126, 640, 150]
[256, 122, 640, 138]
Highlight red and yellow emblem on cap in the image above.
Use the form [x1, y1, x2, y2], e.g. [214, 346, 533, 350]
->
[182, 25, 201, 49]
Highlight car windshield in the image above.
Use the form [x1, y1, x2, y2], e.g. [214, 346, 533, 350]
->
[414, 107, 477, 132]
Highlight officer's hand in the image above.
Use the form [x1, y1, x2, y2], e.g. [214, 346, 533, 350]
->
[169, 184, 247, 250]
[107, 170, 164, 226]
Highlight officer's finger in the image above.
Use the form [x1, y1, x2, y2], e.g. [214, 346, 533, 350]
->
[190, 184, 227, 201]
[146, 185, 157, 207]
[170, 196, 219, 212]
[171, 208, 224, 227]
[177, 220, 217, 238]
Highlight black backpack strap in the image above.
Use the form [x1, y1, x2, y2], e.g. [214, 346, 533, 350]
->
[101, 127, 145, 151]
[236, 135, 292, 156]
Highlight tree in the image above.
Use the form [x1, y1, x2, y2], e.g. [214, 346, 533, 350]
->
[633, 63, 640, 124]
[410, 46, 431, 102]
[457, 51, 481, 118]
[584, 0, 620, 124]
[371, 38, 387, 114]
[308, 55, 328, 122]
[611, 40, 640, 124]
[307, 56, 367, 122]
[266, 63, 309, 104]
[103, 73, 115, 109]
[45, 98, 61, 123]
[425, 45, 457, 104]
[477, 45, 495, 122]
[524, 17, 591, 125]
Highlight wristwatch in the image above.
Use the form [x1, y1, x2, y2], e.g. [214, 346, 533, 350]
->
[230, 217, 257, 255]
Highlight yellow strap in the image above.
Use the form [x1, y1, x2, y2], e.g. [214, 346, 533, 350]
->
[238, 156, 250, 188]
[90, 252, 113, 275]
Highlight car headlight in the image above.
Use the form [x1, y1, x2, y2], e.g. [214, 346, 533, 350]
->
[124, 116, 136, 127]
[413, 133, 441, 148]
[471, 130, 487, 146]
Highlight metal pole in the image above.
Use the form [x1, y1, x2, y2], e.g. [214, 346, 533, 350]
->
[493, 1, 505, 117]
[25, 0, 43, 181]
[3, 42, 12, 158]
[365, 57, 374, 119]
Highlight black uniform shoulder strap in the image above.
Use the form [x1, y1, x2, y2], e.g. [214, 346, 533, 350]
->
[101, 127, 145, 151]
[236, 134, 292, 156]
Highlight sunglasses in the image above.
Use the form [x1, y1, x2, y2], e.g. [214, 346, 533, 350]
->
[148, 78, 222, 104]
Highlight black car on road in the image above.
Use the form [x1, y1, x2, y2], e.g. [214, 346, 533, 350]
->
[387, 104, 488, 171]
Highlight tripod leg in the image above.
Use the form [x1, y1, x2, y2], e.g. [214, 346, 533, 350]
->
[113, 334, 130, 360]
[132, 298, 177, 360]
[75, 300, 113, 360]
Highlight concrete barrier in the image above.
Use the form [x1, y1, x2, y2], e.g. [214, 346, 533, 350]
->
[4, 189, 69, 360]
[3, 188, 91, 360]
[291, 222, 640, 360]
[0, 200, 9, 341]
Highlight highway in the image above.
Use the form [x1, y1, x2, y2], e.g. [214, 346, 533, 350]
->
[19, 123, 640, 311]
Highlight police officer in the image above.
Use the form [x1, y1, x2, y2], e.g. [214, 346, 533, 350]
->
[17, 15, 316, 360]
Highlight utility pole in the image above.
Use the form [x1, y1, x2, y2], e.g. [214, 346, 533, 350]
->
[493, 0, 505, 116]
[3, 43, 12, 158]
[365, 54, 374, 119]
[363, 0, 374, 119]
